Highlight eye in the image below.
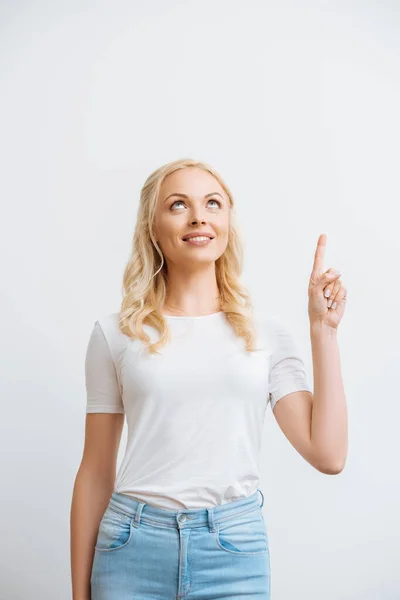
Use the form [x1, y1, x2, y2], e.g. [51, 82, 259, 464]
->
[170, 198, 222, 210]
[170, 200, 185, 210]
[208, 199, 222, 208]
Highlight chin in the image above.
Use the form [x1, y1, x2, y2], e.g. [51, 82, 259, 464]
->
[180, 253, 219, 265]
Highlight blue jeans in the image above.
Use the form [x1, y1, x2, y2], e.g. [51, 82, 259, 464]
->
[90, 488, 271, 599]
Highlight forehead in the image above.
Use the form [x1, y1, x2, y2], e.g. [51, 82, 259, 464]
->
[160, 167, 226, 198]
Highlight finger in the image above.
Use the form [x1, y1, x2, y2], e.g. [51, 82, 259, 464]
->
[311, 233, 327, 278]
[323, 272, 338, 300]
[318, 268, 341, 295]
[327, 279, 342, 308]
[330, 286, 347, 310]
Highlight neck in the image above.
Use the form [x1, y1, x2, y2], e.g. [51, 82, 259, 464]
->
[163, 263, 221, 316]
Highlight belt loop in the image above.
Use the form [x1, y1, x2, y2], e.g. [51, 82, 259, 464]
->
[133, 501, 145, 528]
[207, 507, 216, 532]
[258, 488, 264, 509]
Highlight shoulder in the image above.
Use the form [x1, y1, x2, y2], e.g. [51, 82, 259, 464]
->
[95, 312, 131, 361]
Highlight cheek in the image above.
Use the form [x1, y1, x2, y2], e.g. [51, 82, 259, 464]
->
[217, 224, 230, 242]
[213, 213, 230, 234]
[214, 232, 230, 254]
[154, 216, 180, 242]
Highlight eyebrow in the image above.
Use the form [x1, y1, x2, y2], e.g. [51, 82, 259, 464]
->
[164, 192, 224, 203]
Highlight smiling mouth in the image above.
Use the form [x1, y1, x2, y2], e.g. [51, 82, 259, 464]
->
[182, 237, 214, 241]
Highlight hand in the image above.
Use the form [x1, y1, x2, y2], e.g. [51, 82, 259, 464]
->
[308, 233, 347, 330]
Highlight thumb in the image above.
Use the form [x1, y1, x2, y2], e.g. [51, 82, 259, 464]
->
[322, 269, 342, 284]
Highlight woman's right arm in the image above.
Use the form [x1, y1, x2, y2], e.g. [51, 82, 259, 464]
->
[70, 412, 125, 600]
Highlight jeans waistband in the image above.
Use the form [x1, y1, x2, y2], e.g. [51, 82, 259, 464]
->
[108, 488, 265, 531]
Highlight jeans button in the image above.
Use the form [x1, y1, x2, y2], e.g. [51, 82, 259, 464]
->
[178, 514, 187, 523]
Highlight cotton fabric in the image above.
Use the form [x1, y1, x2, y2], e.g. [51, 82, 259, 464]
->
[85, 310, 312, 509]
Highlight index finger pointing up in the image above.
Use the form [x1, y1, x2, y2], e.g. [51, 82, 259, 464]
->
[312, 233, 327, 277]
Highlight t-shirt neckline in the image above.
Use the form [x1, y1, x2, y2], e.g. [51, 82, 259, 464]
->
[162, 311, 223, 320]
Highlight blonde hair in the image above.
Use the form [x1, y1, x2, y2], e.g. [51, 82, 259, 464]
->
[119, 158, 258, 354]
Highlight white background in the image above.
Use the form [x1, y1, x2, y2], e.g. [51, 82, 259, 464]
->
[1, 1, 399, 599]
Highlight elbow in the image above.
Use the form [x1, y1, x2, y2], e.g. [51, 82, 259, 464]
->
[318, 458, 347, 475]
[312, 450, 347, 474]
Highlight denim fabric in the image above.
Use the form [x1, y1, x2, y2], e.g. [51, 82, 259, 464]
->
[90, 488, 270, 599]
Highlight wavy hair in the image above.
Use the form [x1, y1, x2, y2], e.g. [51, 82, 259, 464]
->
[118, 158, 259, 354]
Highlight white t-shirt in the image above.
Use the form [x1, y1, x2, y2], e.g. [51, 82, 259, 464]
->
[85, 310, 312, 509]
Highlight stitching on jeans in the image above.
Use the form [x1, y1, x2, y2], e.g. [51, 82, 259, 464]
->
[108, 501, 260, 527]
[107, 502, 132, 520]
[216, 505, 259, 523]
[214, 526, 269, 556]
[108, 500, 260, 524]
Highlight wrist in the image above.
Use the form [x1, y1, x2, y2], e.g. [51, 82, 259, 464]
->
[310, 322, 338, 338]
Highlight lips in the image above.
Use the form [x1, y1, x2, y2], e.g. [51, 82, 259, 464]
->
[182, 233, 214, 241]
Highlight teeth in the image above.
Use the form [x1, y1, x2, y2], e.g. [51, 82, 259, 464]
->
[184, 236, 211, 242]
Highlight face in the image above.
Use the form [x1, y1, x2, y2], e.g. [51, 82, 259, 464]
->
[153, 167, 230, 268]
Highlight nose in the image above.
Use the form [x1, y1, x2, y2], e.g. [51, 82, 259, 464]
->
[190, 216, 206, 225]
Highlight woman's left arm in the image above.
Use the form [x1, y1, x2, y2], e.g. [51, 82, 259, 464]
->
[309, 323, 348, 473]
[307, 233, 348, 472]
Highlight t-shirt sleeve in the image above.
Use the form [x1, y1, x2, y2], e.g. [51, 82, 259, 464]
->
[266, 316, 313, 411]
[85, 320, 125, 414]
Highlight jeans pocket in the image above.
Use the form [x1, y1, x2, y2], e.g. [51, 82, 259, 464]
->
[215, 507, 269, 556]
[94, 503, 134, 553]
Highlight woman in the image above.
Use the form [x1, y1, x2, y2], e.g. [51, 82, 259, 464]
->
[70, 158, 347, 599]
